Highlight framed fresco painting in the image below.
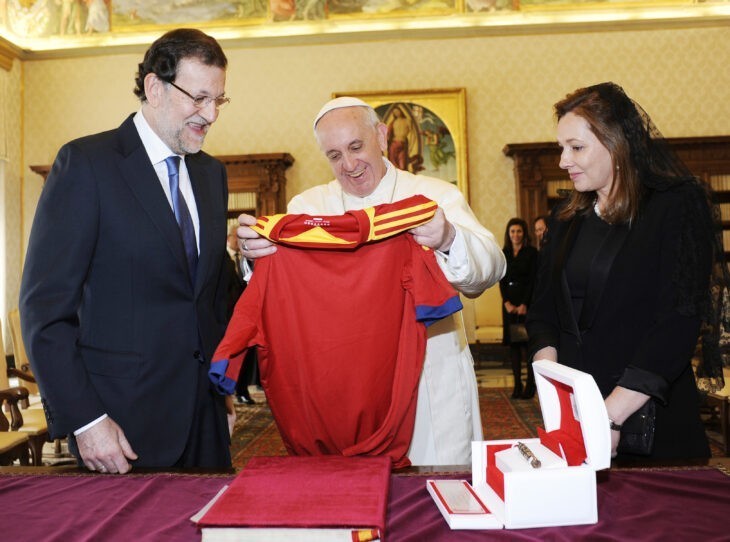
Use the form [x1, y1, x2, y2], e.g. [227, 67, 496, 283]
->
[334, 88, 469, 201]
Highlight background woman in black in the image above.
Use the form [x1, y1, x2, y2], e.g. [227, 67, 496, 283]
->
[500, 218, 538, 399]
[527, 82, 725, 460]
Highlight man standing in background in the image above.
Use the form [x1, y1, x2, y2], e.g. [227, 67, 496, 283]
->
[533, 215, 548, 250]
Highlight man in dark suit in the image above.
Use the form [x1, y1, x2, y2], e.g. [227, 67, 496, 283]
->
[19, 28, 233, 473]
[225, 224, 246, 319]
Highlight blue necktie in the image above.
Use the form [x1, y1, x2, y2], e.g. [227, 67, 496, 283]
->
[165, 156, 198, 283]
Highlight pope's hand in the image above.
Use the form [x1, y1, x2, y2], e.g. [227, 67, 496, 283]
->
[409, 208, 456, 252]
[237, 213, 276, 259]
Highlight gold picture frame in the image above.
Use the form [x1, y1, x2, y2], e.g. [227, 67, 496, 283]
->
[334, 88, 469, 201]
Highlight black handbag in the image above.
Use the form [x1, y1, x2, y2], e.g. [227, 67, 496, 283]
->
[508, 323, 528, 344]
[616, 400, 656, 456]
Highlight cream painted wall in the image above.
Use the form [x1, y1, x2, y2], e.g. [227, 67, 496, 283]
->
[1, 59, 22, 354]
[15, 25, 730, 341]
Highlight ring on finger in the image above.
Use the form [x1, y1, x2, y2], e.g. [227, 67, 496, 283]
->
[242, 241, 249, 251]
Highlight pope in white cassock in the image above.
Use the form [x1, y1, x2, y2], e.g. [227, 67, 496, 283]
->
[238, 97, 506, 465]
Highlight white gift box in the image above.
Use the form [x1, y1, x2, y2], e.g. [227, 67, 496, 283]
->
[428, 359, 611, 530]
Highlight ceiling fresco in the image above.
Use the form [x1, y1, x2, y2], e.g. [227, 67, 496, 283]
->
[0, 0, 728, 56]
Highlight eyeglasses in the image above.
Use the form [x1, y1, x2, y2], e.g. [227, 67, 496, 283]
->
[167, 80, 230, 110]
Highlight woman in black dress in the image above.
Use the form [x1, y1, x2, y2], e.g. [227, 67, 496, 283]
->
[527, 82, 726, 460]
[500, 218, 538, 399]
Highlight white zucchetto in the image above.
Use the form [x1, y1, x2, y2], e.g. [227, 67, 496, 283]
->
[313, 96, 371, 131]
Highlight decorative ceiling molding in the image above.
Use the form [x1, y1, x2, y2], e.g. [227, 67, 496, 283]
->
[0, 5, 728, 61]
[0, 37, 19, 71]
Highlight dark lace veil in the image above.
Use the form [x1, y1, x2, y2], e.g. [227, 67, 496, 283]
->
[593, 82, 729, 392]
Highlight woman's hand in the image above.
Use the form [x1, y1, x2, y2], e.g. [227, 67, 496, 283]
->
[604, 387, 651, 458]
[533, 346, 557, 362]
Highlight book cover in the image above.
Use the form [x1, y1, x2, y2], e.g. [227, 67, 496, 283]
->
[197, 455, 391, 540]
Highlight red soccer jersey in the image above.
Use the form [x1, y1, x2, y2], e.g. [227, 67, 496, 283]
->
[209, 195, 462, 467]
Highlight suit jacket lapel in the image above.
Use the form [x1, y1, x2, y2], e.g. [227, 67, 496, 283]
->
[187, 155, 215, 296]
[115, 115, 192, 284]
[553, 213, 631, 336]
[553, 215, 582, 339]
[578, 222, 630, 331]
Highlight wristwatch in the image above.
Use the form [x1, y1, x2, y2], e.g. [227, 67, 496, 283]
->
[608, 418, 622, 431]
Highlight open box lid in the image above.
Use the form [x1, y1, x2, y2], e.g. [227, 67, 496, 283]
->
[533, 359, 611, 471]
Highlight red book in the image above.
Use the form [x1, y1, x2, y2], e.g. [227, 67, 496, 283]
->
[196, 455, 391, 541]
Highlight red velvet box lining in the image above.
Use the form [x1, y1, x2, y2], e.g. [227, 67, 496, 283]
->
[485, 377, 588, 499]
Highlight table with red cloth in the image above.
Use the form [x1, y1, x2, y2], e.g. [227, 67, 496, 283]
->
[1, 461, 728, 541]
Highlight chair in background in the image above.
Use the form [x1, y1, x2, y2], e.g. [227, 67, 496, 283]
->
[1, 317, 41, 409]
[1, 386, 49, 466]
[7, 309, 39, 395]
[1, 325, 38, 404]
[705, 367, 730, 456]
[3, 314, 54, 465]
[0, 388, 31, 466]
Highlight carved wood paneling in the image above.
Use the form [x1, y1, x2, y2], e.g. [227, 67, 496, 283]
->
[31, 152, 295, 218]
[217, 153, 294, 217]
[504, 136, 730, 234]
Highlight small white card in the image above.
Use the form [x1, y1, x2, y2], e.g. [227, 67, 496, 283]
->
[427, 479, 503, 529]
[428, 480, 490, 514]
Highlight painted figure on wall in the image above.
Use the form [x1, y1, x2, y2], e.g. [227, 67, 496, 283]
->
[328, 0, 458, 16]
[110, 0, 268, 27]
[376, 101, 458, 187]
[1, 0, 111, 37]
[270, 0, 296, 19]
[1, 0, 269, 38]
[378, 102, 422, 175]
[59, 0, 82, 35]
[84, 0, 110, 33]
[422, 126, 455, 172]
[386, 105, 413, 171]
[270, 0, 325, 21]
[4, 0, 53, 37]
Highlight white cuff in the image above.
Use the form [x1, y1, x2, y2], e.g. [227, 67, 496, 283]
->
[437, 227, 466, 266]
[241, 258, 254, 282]
[74, 413, 108, 435]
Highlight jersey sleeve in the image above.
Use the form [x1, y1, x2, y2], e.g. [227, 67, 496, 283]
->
[408, 237, 464, 327]
[209, 261, 267, 395]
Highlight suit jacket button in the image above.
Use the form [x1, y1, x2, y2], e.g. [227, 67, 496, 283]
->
[41, 398, 53, 421]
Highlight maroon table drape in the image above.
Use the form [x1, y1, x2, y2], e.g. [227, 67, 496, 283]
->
[1, 467, 728, 541]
